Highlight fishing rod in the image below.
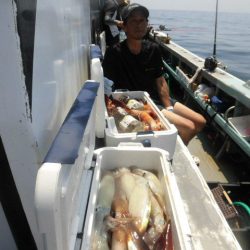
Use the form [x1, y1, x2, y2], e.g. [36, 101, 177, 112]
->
[205, 0, 221, 71]
[213, 0, 219, 58]
[212, 0, 227, 70]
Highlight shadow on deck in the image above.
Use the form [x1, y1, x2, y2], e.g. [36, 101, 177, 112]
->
[187, 126, 250, 183]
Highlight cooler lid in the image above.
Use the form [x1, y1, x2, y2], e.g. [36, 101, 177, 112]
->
[35, 81, 99, 250]
[43, 80, 98, 166]
[90, 45, 105, 138]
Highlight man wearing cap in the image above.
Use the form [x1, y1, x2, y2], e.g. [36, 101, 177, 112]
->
[102, 3, 206, 145]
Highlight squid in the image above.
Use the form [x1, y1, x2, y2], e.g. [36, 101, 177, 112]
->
[128, 177, 151, 234]
[143, 191, 166, 249]
[110, 169, 132, 250]
[110, 196, 129, 250]
[114, 168, 136, 201]
[93, 173, 115, 250]
[96, 167, 173, 250]
[131, 169, 166, 214]
[104, 215, 150, 250]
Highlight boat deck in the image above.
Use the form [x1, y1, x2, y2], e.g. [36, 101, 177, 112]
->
[187, 129, 249, 184]
[188, 135, 228, 183]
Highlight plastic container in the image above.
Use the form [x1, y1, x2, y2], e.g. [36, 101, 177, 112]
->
[82, 144, 193, 250]
[105, 91, 178, 159]
[208, 182, 250, 250]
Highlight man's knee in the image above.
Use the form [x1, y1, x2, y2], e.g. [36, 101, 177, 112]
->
[196, 115, 206, 132]
[184, 120, 196, 133]
[178, 125, 196, 145]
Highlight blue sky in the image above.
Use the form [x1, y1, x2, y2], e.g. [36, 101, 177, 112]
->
[131, 0, 250, 13]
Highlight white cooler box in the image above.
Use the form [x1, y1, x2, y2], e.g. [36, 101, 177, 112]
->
[35, 81, 242, 250]
[83, 144, 192, 250]
[105, 91, 178, 159]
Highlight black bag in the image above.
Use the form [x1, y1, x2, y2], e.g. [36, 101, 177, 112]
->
[204, 57, 218, 71]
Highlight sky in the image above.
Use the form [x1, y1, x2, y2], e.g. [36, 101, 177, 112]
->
[131, 0, 250, 13]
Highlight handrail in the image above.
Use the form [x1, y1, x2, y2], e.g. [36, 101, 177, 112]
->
[160, 41, 250, 108]
[163, 61, 250, 157]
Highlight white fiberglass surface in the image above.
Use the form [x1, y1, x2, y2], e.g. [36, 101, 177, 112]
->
[32, 0, 91, 158]
[173, 138, 242, 250]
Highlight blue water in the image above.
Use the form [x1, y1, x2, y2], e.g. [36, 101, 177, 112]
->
[150, 10, 250, 81]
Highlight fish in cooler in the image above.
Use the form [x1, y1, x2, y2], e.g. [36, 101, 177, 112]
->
[105, 95, 165, 132]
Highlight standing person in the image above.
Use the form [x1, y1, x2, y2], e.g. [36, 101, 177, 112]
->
[102, 3, 206, 145]
[103, 0, 129, 46]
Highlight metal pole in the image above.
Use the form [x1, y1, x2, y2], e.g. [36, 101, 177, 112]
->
[213, 0, 219, 58]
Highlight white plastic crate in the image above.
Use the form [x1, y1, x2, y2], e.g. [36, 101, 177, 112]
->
[105, 91, 178, 159]
[82, 144, 193, 250]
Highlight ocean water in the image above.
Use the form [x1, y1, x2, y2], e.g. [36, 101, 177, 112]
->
[149, 10, 250, 81]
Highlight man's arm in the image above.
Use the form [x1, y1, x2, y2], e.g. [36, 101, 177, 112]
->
[156, 76, 172, 108]
[103, 1, 123, 27]
[104, 12, 123, 27]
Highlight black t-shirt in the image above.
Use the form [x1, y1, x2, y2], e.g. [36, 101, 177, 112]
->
[102, 39, 164, 102]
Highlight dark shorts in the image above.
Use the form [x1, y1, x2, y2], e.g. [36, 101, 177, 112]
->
[153, 97, 177, 110]
[170, 97, 177, 106]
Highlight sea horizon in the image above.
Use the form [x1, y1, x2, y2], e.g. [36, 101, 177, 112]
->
[149, 9, 250, 81]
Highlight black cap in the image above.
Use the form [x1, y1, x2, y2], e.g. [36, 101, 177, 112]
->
[121, 3, 149, 21]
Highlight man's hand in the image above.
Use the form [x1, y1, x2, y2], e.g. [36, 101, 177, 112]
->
[116, 20, 123, 28]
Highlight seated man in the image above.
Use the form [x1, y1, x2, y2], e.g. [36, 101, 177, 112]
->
[102, 3, 206, 145]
